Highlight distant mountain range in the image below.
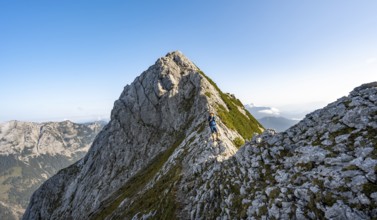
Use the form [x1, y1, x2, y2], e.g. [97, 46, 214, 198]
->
[0, 120, 105, 220]
[258, 116, 299, 132]
[245, 104, 300, 132]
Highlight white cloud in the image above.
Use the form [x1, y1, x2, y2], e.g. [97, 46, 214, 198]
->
[258, 107, 280, 116]
[366, 57, 377, 64]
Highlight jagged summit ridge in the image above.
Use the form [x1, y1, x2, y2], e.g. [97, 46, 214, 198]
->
[23, 51, 262, 219]
[0, 120, 102, 157]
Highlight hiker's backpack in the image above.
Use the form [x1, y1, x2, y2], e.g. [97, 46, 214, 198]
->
[208, 116, 216, 126]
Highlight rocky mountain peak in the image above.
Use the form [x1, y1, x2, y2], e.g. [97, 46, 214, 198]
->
[114, 51, 203, 132]
[23, 51, 377, 219]
[23, 52, 263, 219]
[156, 50, 198, 70]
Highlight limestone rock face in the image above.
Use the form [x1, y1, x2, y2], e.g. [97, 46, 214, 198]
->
[23, 51, 262, 220]
[0, 120, 104, 220]
[23, 51, 377, 220]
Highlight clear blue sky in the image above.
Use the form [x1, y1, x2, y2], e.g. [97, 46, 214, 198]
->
[1, 0, 376, 122]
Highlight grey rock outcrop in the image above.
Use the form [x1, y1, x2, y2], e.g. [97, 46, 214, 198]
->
[23, 52, 377, 219]
[0, 120, 104, 220]
[196, 81, 377, 219]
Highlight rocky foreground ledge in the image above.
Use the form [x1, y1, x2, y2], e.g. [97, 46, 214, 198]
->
[221, 82, 377, 219]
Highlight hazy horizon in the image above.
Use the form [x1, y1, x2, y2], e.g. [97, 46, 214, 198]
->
[1, 1, 376, 123]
